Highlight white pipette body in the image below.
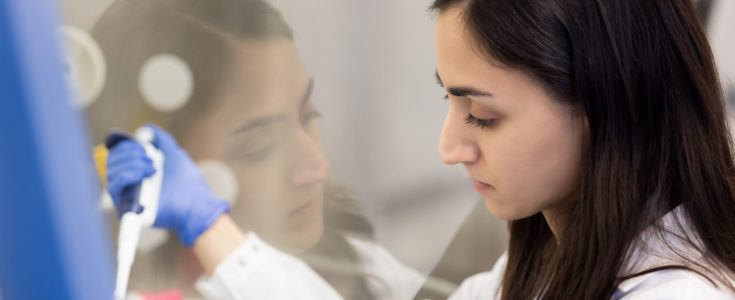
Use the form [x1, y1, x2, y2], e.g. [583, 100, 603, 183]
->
[113, 127, 164, 300]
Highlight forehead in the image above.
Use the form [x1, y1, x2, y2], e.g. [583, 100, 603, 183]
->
[435, 8, 572, 116]
[434, 7, 506, 87]
[216, 38, 310, 117]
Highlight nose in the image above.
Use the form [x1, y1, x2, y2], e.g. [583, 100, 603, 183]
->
[289, 130, 330, 187]
[439, 106, 480, 165]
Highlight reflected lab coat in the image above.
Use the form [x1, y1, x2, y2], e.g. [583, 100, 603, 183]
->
[195, 234, 425, 299]
[195, 206, 735, 299]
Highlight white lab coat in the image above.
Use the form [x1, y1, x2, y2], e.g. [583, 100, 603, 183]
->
[195, 206, 735, 299]
[450, 206, 735, 299]
[195, 234, 425, 299]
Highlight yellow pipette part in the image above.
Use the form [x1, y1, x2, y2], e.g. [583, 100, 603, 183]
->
[93, 145, 108, 186]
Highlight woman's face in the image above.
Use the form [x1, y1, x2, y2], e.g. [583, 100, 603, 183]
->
[184, 38, 329, 253]
[434, 7, 586, 221]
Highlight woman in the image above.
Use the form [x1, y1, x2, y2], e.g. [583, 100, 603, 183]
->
[89, 0, 422, 298]
[434, 0, 735, 298]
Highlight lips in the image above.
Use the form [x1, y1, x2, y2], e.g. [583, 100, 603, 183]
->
[473, 179, 493, 192]
[467, 171, 493, 193]
[288, 190, 323, 216]
[289, 199, 317, 216]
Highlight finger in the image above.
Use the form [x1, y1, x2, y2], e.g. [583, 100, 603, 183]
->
[107, 168, 150, 199]
[107, 158, 155, 181]
[146, 124, 179, 154]
[108, 140, 146, 156]
[107, 149, 151, 170]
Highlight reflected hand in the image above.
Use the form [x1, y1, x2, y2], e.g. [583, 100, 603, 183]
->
[106, 124, 230, 246]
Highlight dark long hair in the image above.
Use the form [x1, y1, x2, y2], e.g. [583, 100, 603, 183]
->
[89, 0, 375, 298]
[431, 0, 735, 298]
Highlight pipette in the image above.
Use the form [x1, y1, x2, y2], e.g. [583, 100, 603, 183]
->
[98, 127, 164, 300]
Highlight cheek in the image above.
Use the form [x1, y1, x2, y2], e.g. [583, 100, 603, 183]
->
[481, 112, 585, 216]
[228, 161, 289, 225]
[523, 129, 583, 210]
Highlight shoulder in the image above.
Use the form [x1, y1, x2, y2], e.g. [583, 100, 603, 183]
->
[448, 252, 508, 300]
[614, 268, 735, 300]
[617, 206, 735, 299]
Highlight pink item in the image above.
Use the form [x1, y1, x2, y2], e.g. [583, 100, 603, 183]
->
[140, 290, 183, 300]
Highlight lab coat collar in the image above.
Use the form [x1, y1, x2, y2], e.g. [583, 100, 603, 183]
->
[616, 205, 732, 293]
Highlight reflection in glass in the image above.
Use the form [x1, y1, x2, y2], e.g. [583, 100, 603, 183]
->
[84, 0, 406, 298]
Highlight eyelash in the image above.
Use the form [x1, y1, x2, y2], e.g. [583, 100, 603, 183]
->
[443, 94, 497, 129]
[465, 114, 496, 129]
[242, 144, 276, 162]
[301, 110, 323, 124]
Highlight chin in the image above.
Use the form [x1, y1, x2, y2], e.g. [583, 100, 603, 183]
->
[267, 215, 325, 254]
[483, 196, 537, 221]
[288, 220, 325, 253]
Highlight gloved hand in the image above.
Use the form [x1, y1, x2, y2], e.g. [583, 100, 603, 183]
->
[106, 124, 230, 247]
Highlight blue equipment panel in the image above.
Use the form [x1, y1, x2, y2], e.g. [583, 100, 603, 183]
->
[0, 0, 114, 299]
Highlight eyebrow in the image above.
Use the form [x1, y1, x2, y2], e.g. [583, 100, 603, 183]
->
[230, 114, 288, 136]
[435, 70, 494, 98]
[231, 78, 315, 136]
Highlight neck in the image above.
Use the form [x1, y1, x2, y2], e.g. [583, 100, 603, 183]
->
[542, 206, 569, 244]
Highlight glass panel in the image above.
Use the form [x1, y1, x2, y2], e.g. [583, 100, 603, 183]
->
[54, 0, 735, 299]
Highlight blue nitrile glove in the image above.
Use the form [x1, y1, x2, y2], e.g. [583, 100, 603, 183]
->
[106, 124, 230, 247]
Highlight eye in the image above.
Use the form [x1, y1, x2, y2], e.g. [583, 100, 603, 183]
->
[241, 144, 276, 161]
[303, 110, 322, 122]
[238, 138, 277, 162]
[465, 114, 497, 129]
[301, 110, 323, 126]
[231, 127, 279, 162]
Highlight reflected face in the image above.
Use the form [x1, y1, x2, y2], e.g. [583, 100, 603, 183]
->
[434, 7, 586, 221]
[185, 39, 329, 253]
